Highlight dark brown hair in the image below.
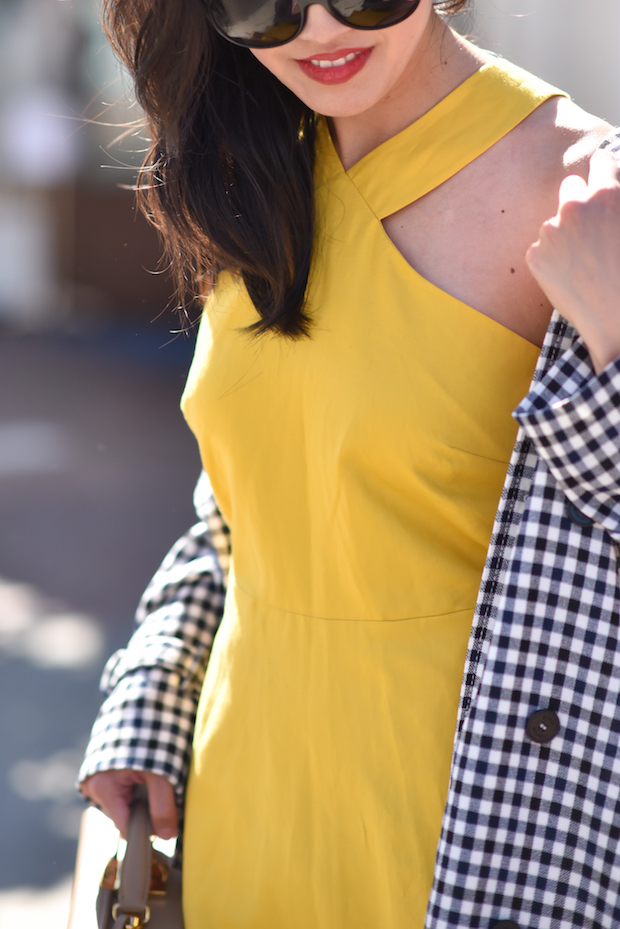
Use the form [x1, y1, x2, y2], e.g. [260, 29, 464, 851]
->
[103, 0, 470, 335]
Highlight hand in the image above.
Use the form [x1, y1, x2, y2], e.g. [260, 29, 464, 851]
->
[526, 149, 620, 374]
[81, 769, 178, 840]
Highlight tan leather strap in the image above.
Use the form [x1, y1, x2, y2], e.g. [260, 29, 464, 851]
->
[115, 786, 152, 925]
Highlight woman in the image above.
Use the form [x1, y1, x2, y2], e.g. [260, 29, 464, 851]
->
[80, 0, 620, 925]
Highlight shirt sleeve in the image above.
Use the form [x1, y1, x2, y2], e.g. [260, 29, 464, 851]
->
[515, 339, 620, 543]
[77, 473, 230, 803]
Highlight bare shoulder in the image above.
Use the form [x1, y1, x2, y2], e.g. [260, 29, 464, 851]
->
[555, 96, 613, 161]
[382, 73, 614, 346]
[510, 94, 612, 183]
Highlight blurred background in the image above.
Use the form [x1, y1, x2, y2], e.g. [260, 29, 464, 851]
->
[0, 0, 618, 926]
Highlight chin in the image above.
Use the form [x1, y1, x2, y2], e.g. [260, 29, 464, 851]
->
[288, 82, 382, 118]
[316, 101, 378, 118]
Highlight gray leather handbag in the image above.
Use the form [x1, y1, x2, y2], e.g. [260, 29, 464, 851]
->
[96, 786, 184, 929]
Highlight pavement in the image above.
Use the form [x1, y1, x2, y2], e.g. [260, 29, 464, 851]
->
[0, 319, 202, 926]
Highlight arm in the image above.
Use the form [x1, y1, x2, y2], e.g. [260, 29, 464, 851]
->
[517, 134, 620, 538]
[79, 473, 230, 837]
[526, 138, 620, 374]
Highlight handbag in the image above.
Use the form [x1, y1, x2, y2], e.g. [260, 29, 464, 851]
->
[95, 785, 184, 929]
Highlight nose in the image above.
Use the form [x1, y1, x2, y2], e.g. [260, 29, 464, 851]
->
[298, 2, 352, 41]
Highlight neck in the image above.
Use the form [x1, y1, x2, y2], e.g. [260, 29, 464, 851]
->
[329, 18, 485, 170]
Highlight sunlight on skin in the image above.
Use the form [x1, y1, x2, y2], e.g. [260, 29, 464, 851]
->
[527, 150, 620, 373]
[249, 0, 484, 167]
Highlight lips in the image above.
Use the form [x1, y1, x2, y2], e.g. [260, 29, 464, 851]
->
[297, 46, 373, 84]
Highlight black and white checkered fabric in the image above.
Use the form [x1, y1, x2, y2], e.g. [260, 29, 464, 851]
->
[80, 132, 620, 925]
[428, 318, 620, 927]
[78, 473, 229, 802]
[427, 129, 620, 929]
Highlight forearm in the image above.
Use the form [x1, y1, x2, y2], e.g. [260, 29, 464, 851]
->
[78, 666, 199, 803]
[79, 479, 230, 799]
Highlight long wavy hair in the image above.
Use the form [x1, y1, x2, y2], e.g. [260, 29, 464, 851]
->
[103, 0, 470, 335]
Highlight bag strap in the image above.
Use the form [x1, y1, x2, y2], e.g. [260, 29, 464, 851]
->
[113, 785, 153, 929]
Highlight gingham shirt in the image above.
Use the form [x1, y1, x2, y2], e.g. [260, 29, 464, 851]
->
[80, 132, 620, 928]
[78, 471, 229, 803]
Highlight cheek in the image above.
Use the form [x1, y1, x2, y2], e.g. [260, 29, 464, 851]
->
[250, 46, 323, 105]
[250, 48, 292, 83]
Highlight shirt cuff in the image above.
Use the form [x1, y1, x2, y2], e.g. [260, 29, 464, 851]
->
[515, 340, 620, 537]
[77, 666, 197, 802]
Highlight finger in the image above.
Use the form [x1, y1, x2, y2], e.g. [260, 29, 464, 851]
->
[558, 173, 588, 209]
[587, 148, 620, 191]
[524, 238, 540, 271]
[102, 789, 133, 838]
[83, 785, 131, 837]
[144, 772, 178, 840]
[81, 771, 138, 837]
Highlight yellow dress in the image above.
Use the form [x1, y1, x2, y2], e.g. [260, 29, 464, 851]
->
[181, 58, 561, 929]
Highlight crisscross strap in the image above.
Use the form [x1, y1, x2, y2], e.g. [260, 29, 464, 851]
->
[317, 58, 566, 219]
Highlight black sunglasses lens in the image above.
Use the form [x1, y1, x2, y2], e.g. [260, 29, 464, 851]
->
[332, 0, 420, 28]
[209, 0, 419, 45]
[210, 0, 301, 45]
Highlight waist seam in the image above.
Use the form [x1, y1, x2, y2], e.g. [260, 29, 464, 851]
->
[231, 583, 476, 624]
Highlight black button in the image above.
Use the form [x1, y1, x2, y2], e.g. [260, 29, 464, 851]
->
[526, 708, 560, 744]
[566, 500, 594, 527]
[491, 922, 521, 929]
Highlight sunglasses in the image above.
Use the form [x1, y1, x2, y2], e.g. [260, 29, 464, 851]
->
[207, 0, 423, 48]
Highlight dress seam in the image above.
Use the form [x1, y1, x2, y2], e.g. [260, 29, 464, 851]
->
[232, 584, 476, 624]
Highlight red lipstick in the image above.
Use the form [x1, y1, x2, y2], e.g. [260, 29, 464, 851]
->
[297, 46, 373, 84]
